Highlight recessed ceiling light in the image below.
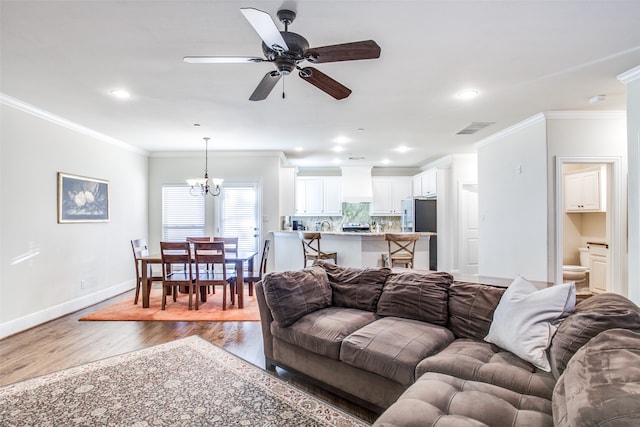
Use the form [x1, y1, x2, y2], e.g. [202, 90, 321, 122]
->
[333, 136, 351, 144]
[381, 159, 391, 165]
[332, 146, 345, 152]
[294, 146, 304, 152]
[456, 89, 479, 100]
[394, 145, 410, 153]
[110, 89, 131, 99]
[332, 158, 342, 165]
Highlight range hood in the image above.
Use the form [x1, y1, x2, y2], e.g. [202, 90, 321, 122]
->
[341, 166, 373, 203]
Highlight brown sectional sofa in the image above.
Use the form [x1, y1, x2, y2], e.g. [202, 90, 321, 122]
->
[255, 260, 640, 425]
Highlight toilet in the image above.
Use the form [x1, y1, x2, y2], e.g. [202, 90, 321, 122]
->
[562, 247, 590, 287]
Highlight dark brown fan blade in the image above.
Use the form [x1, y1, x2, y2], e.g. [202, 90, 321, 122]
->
[249, 71, 281, 101]
[305, 40, 381, 64]
[298, 67, 352, 100]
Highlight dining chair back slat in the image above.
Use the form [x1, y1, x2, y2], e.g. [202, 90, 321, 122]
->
[384, 233, 420, 268]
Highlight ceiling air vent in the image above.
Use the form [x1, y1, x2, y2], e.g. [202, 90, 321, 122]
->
[456, 122, 495, 135]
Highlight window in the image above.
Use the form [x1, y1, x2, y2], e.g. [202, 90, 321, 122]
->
[218, 181, 260, 252]
[162, 185, 205, 241]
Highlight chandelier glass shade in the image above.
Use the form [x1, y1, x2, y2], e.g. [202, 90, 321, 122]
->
[187, 137, 223, 196]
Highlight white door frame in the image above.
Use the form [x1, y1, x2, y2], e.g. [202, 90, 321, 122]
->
[554, 156, 624, 294]
[458, 182, 479, 275]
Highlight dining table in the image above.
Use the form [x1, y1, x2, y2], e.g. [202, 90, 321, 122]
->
[136, 249, 258, 309]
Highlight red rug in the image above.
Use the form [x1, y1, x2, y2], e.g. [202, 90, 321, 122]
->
[80, 287, 260, 322]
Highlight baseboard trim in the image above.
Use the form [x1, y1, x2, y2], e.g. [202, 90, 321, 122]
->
[0, 280, 134, 339]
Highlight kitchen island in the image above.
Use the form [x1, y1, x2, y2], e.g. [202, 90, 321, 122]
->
[272, 231, 435, 271]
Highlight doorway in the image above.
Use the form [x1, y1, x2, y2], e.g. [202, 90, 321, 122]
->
[555, 157, 624, 294]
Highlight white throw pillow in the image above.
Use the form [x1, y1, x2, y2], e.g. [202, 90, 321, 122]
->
[485, 276, 576, 372]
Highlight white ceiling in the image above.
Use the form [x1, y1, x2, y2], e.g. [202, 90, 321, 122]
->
[2, 1, 640, 169]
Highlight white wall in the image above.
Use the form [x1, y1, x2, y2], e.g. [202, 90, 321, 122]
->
[478, 112, 627, 285]
[546, 113, 627, 291]
[619, 66, 640, 304]
[0, 105, 148, 338]
[478, 116, 548, 280]
[147, 152, 281, 271]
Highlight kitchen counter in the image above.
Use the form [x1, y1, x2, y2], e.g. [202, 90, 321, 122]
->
[271, 230, 435, 271]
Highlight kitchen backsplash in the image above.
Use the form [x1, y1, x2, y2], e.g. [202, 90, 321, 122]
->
[289, 202, 401, 232]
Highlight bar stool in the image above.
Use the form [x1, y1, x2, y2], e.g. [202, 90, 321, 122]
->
[299, 232, 338, 268]
[383, 233, 420, 268]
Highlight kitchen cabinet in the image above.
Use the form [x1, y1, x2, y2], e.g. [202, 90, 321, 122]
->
[412, 169, 437, 197]
[564, 167, 606, 212]
[589, 244, 608, 293]
[371, 177, 412, 215]
[295, 177, 342, 216]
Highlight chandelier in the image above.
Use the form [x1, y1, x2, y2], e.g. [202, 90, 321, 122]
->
[187, 137, 224, 196]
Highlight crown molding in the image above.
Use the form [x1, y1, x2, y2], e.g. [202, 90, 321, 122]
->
[150, 150, 284, 158]
[543, 110, 626, 120]
[0, 92, 148, 156]
[476, 113, 546, 148]
[618, 65, 640, 84]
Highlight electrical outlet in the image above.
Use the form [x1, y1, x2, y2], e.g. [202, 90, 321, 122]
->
[81, 280, 86, 289]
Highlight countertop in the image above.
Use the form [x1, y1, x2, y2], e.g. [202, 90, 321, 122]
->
[272, 230, 436, 237]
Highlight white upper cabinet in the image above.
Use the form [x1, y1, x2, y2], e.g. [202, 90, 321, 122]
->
[564, 166, 606, 212]
[371, 177, 412, 215]
[412, 169, 437, 197]
[295, 177, 342, 216]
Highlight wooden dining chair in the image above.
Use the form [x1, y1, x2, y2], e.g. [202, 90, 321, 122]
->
[160, 241, 197, 310]
[186, 236, 211, 243]
[131, 238, 163, 305]
[244, 240, 270, 296]
[213, 237, 238, 255]
[300, 232, 337, 268]
[193, 241, 236, 310]
[384, 233, 420, 268]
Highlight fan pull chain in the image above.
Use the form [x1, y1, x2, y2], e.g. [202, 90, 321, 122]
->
[282, 77, 286, 99]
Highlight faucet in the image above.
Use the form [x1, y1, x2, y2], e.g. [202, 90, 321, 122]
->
[320, 220, 332, 231]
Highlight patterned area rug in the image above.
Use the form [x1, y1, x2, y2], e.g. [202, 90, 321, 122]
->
[0, 336, 369, 426]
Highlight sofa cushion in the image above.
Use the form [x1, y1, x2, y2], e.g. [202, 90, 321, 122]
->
[549, 292, 640, 378]
[271, 307, 377, 360]
[553, 328, 640, 427]
[340, 317, 454, 385]
[484, 277, 575, 372]
[373, 372, 553, 427]
[314, 260, 391, 311]
[448, 281, 506, 340]
[376, 271, 453, 326]
[261, 267, 332, 327]
[416, 339, 556, 400]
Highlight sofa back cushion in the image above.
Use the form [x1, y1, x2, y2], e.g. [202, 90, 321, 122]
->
[376, 271, 453, 325]
[448, 281, 506, 340]
[314, 260, 390, 312]
[549, 292, 640, 378]
[552, 328, 640, 427]
[261, 267, 332, 327]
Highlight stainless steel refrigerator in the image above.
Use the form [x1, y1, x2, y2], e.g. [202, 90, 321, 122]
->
[401, 197, 437, 270]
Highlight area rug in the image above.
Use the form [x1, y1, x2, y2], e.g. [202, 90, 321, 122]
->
[79, 287, 260, 322]
[0, 335, 369, 426]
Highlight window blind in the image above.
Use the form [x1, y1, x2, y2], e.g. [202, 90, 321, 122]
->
[162, 185, 205, 241]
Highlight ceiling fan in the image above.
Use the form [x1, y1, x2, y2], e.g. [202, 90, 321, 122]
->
[183, 8, 381, 101]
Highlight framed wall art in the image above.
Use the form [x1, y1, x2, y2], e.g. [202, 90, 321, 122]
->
[57, 172, 110, 223]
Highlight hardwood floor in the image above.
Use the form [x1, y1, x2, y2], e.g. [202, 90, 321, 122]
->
[0, 289, 378, 423]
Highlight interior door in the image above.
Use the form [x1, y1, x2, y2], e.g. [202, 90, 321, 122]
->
[459, 183, 479, 274]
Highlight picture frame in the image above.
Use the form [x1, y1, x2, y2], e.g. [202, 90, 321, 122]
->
[57, 172, 110, 223]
